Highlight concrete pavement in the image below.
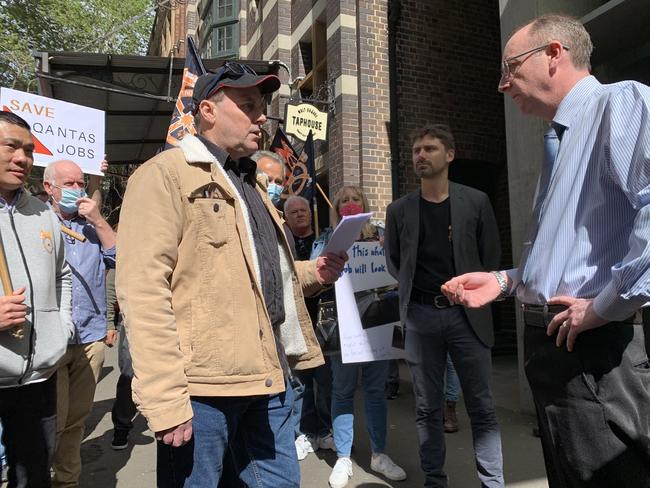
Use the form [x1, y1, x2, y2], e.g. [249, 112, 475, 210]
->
[79, 344, 549, 487]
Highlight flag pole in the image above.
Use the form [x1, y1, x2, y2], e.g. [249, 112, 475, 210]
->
[0, 231, 23, 339]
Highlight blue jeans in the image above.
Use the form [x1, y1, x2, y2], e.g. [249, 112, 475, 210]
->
[445, 354, 460, 403]
[157, 386, 299, 488]
[292, 358, 332, 438]
[330, 355, 389, 457]
[406, 303, 503, 488]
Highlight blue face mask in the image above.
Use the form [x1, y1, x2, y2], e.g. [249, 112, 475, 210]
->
[267, 183, 283, 206]
[58, 188, 86, 214]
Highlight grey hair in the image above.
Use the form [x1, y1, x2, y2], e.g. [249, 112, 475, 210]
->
[43, 162, 58, 183]
[284, 195, 310, 211]
[525, 14, 593, 71]
[252, 151, 286, 178]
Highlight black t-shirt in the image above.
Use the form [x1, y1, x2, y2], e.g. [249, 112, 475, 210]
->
[294, 233, 316, 261]
[412, 197, 456, 294]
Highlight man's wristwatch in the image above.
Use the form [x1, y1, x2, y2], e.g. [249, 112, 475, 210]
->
[490, 271, 508, 299]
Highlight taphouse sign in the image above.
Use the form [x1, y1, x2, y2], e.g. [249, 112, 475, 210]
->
[283, 102, 328, 142]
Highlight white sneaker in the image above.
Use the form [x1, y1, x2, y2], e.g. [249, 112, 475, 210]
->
[295, 434, 314, 461]
[329, 457, 353, 488]
[318, 432, 336, 452]
[370, 452, 407, 481]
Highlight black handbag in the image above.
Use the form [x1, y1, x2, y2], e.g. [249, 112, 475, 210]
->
[360, 291, 400, 330]
[315, 299, 340, 353]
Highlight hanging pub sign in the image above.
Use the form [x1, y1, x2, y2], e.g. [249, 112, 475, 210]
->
[283, 101, 329, 142]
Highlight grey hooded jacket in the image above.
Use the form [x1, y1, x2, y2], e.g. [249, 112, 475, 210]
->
[0, 191, 73, 387]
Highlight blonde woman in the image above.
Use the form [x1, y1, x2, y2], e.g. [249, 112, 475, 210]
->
[311, 186, 406, 488]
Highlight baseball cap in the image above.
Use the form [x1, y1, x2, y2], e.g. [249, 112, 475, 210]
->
[192, 62, 281, 113]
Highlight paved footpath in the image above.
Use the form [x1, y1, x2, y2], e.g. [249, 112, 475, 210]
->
[78, 343, 549, 487]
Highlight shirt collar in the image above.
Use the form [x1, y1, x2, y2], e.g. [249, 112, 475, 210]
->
[197, 135, 258, 182]
[552, 75, 602, 138]
[0, 188, 23, 210]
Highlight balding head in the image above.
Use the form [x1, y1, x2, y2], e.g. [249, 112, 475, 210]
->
[43, 160, 85, 216]
[44, 160, 83, 184]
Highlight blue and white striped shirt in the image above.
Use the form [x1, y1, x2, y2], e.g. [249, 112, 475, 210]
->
[508, 75, 650, 321]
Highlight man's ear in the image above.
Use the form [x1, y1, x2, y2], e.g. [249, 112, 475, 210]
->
[446, 148, 455, 164]
[42, 180, 53, 195]
[548, 40, 565, 73]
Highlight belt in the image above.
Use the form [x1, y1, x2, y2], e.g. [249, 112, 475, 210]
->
[522, 304, 642, 328]
[410, 289, 455, 309]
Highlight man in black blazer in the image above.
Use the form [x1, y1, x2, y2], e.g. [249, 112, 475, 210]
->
[384, 124, 504, 488]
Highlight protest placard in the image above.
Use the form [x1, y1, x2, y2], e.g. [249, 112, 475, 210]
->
[0, 87, 105, 175]
[336, 242, 403, 364]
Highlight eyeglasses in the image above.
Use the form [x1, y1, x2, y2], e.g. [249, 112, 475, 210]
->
[500, 43, 570, 83]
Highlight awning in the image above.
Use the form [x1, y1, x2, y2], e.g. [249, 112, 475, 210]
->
[35, 52, 282, 165]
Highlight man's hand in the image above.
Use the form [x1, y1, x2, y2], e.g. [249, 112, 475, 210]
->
[76, 196, 103, 226]
[315, 252, 348, 285]
[0, 287, 27, 331]
[546, 296, 608, 352]
[441, 272, 501, 308]
[156, 419, 193, 447]
[105, 329, 118, 347]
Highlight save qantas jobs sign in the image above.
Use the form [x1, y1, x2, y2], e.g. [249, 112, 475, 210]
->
[0, 87, 105, 175]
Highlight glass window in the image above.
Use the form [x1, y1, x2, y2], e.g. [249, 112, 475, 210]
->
[217, 0, 234, 19]
[216, 25, 233, 53]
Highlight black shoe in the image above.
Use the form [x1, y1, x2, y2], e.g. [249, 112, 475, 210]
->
[111, 429, 129, 450]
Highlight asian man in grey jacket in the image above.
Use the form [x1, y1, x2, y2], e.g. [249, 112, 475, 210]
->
[0, 111, 73, 487]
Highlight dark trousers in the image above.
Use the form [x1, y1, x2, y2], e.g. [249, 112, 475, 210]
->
[111, 374, 136, 432]
[525, 322, 650, 488]
[112, 328, 136, 432]
[0, 374, 57, 488]
[405, 303, 503, 488]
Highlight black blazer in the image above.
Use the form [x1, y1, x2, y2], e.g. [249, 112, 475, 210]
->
[384, 182, 501, 347]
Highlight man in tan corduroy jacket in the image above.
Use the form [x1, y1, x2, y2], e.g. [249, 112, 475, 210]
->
[116, 64, 345, 488]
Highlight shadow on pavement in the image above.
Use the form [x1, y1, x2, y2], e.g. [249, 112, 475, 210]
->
[80, 398, 153, 487]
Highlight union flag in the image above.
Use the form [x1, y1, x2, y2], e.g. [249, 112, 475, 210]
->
[165, 37, 206, 148]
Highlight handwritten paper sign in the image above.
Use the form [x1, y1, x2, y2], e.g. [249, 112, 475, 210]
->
[335, 273, 403, 364]
[0, 87, 105, 175]
[343, 242, 398, 293]
[335, 241, 402, 364]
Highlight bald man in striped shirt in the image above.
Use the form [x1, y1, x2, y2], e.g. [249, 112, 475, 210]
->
[443, 13, 650, 488]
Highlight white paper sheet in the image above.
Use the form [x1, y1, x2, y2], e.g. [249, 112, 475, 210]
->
[323, 212, 372, 255]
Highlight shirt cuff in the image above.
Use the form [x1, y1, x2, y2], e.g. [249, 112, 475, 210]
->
[592, 282, 646, 322]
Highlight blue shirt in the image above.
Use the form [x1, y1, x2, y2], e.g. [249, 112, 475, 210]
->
[58, 212, 116, 343]
[508, 76, 650, 321]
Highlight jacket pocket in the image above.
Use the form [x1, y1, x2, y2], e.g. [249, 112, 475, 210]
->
[187, 293, 233, 376]
[189, 198, 230, 247]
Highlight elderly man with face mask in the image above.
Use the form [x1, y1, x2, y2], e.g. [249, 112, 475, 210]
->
[42, 159, 116, 488]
